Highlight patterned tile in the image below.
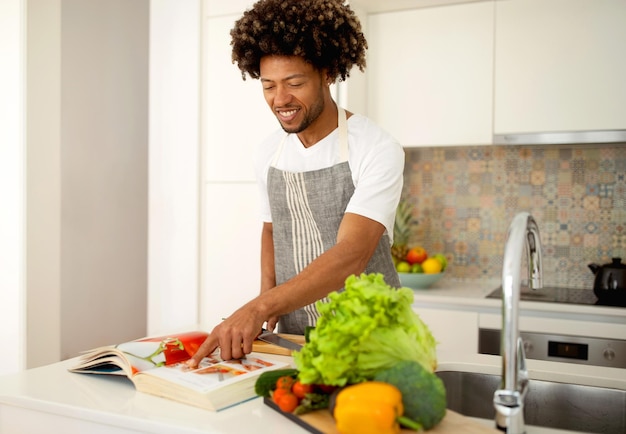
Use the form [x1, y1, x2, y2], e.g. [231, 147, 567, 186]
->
[403, 143, 626, 288]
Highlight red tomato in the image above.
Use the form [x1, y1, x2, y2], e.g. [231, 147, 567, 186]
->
[272, 387, 289, 405]
[292, 381, 314, 399]
[406, 247, 428, 264]
[276, 375, 296, 391]
[276, 392, 299, 413]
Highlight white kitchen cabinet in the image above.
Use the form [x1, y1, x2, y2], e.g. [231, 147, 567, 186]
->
[203, 13, 275, 183]
[413, 305, 480, 360]
[200, 7, 278, 330]
[365, 2, 494, 147]
[352, 0, 486, 14]
[494, 0, 626, 135]
[200, 184, 263, 329]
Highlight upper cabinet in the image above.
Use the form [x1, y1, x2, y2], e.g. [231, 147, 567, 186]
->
[494, 0, 626, 136]
[352, 0, 486, 14]
[365, 2, 494, 147]
[203, 12, 275, 182]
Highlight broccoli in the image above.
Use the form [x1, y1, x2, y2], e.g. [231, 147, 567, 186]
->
[373, 360, 447, 430]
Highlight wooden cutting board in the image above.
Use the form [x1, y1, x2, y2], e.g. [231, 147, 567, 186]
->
[252, 333, 306, 356]
[264, 398, 500, 434]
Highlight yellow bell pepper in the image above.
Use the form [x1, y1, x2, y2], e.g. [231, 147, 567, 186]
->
[334, 382, 404, 434]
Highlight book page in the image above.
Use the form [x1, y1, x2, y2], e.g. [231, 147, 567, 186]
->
[70, 331, 209, 376]
[116, 331, 209, 374]
[138, 354, 284, 393]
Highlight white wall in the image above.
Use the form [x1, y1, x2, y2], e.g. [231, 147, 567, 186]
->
[26, 0, 62, 369]
[0, 0, 26, 375]
[58, 0, 149, 359]
[1, 0, 150, 373]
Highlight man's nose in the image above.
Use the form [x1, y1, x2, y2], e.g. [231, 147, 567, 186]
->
[274, 85, 292, 105]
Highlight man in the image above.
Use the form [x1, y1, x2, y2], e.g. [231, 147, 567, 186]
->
[189, 0, 404, 364]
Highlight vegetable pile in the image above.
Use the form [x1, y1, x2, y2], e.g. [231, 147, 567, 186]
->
[255, 368, 335, 415]
[294, 273, 438, 386]
[255, 273, 447, 433]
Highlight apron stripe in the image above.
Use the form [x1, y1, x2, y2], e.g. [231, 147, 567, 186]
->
[283, 171, 324, 273]
[283, 171, 325, 325]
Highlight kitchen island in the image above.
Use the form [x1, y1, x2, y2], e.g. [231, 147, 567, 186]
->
[1, 278, 624, 434]
[0, 354, 577, 434]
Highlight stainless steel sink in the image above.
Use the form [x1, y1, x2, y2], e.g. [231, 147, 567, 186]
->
[436, 370, 626, 434]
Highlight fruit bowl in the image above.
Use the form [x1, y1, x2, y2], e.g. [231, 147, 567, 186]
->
[398, 272, 444, 289]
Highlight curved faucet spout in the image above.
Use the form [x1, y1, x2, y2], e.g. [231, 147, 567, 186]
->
[494, 212, 543, 433]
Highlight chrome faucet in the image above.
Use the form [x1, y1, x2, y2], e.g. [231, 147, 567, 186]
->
[494, 212, 543, 433]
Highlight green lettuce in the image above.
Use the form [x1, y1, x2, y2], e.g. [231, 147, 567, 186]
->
[293, 273, 438, 386]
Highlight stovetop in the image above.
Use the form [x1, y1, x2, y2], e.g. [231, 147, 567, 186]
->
[486, 285, 626, 307]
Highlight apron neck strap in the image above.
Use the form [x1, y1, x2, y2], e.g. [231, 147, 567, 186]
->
[337, 107, 349, 163]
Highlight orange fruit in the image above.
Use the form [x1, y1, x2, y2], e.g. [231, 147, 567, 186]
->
[421, 257, 443, 274]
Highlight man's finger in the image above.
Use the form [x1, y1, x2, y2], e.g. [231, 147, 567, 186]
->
[187, 335, 218, 368]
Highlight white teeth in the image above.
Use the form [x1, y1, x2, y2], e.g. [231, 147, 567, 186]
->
[279, 110, 297, 117]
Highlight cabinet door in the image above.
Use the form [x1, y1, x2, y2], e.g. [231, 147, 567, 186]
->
[200, 183, 262, 329]
[203, 14, 275, 183]
[415, 307, 479, 360]
[366, 2, 494, 147]
[494, 0, 626, 134]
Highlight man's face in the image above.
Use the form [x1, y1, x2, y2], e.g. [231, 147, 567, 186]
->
[259, 55, 327, 134]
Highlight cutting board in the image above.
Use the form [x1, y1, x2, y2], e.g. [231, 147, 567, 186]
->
[252, 333, 306, 356]
[264, 398, 500, 434]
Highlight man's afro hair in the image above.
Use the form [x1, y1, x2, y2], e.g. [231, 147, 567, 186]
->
[230, 0, 367, 81]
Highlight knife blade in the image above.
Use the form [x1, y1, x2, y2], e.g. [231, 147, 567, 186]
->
[257, 332, 303, 351]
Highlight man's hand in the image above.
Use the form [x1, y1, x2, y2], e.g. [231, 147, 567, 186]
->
[265, 315, 279, 332]
[186, 304, 267, 367]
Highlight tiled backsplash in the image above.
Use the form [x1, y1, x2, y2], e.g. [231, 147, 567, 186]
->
[403, 144, 626, 289]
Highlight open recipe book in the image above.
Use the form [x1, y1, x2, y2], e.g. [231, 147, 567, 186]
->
[68, 331, 290, 411]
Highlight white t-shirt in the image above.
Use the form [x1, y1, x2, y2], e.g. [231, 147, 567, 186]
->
[254, 114, 405, 240]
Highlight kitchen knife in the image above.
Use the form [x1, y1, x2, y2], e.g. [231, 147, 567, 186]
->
[257, 332, 303, 351]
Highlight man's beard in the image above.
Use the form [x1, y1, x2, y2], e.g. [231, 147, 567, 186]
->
[279, 88, 325, 134]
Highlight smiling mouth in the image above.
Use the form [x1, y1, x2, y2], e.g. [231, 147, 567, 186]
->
[276, 108, 299, 121]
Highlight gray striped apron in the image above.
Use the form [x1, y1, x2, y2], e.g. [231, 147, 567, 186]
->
[267, 107, 401, 335]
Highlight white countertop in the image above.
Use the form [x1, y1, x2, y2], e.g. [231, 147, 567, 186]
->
[0, 355, 308, 434]
[410, 276, 626, 321]
[1, 278, 623, 434]
[0, 356, 590, 434]
[409, 277, 626, 391]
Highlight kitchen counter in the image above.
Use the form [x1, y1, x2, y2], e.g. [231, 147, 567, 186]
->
[411, 276, 626, 321]
[0, 355, 307, 434]
[410, 276, 626, 391]
[0, 356, 582, 434]
[1, 278, 623, 434]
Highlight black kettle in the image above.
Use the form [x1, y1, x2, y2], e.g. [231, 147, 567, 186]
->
[588, 257, 626, 306]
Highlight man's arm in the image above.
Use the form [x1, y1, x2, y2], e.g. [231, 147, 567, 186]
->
[259, 222, 278, 331]
[188, 212, 386, 363]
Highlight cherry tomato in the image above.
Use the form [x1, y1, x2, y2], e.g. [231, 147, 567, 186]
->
[292, 380, 314, 399]
[276, 375, 296, 391]
[272, 387, 289, 405]
[276, 392, 299, 413]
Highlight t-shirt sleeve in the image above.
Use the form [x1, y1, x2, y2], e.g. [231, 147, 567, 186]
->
[345, 128, 405, 242]
[254, 131, 283, 223]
